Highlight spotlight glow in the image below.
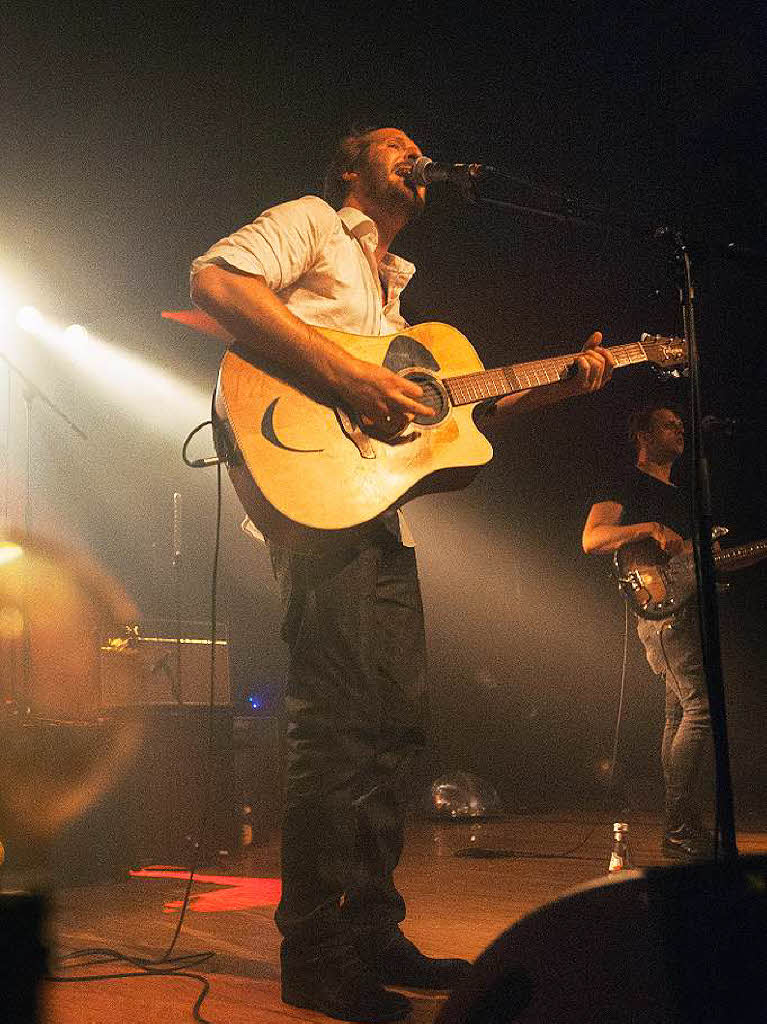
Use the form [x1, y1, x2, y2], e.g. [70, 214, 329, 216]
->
[0, 286, 12, 329]
[0, 541, 24, 566]
[18, 312, 209, 432]
[16, 306, 44, 333]
[64, 324, 89, 345]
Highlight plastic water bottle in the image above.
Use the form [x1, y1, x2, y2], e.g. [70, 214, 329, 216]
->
[608, 821, 632, 872]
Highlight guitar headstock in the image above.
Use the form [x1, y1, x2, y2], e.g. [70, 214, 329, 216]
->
[639, 333, 688, 374]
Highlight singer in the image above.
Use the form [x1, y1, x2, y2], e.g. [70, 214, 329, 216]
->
[190, 126, 614, 1022]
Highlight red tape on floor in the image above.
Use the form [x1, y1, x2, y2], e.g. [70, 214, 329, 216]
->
[129, 867, 282, 912]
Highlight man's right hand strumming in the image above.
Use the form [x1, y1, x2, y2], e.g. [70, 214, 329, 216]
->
[646, 522, 686, 556]
[333, 357, 432, 430]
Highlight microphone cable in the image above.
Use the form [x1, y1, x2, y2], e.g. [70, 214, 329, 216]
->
[182, 420, 224, 469]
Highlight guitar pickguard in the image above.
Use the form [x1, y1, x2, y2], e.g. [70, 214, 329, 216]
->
[382, 335, 441, 374]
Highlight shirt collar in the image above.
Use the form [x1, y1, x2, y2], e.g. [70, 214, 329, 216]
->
[337, 205, 377, 239]
[337, 206, 416, 287]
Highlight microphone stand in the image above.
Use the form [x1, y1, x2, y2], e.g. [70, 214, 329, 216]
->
[462, 172, 746, 862]
[171, 491, 184, 705]
[1, 351, 88, 715]
[672, 234, 738, 860]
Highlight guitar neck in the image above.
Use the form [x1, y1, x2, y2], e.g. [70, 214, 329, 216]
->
[713, 539, 767, 571]
[444, 341, 653, 406]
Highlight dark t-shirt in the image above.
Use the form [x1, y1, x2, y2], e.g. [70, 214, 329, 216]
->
[593, 465, 691, 540]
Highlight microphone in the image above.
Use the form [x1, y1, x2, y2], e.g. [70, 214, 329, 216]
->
[407, 156, 496, 187]
[701, 414, 738, 437]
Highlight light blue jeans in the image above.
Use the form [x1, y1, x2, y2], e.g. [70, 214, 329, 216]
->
[636, 604, 712, 831]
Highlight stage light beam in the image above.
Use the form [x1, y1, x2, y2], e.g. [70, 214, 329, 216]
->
[17, 312, 209, 433]
[16, 307, 45, 334]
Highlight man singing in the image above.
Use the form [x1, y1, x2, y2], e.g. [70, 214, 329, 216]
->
[192, 126, 614, 1022]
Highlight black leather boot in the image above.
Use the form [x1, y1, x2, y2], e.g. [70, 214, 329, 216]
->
[281, 945, 412, 1022]
[361, 931, 472, 990]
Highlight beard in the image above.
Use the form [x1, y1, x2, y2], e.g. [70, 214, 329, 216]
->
[364, 162, 426, 220]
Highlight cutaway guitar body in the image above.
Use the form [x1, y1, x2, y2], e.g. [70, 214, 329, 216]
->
[214, 323, 493, 547]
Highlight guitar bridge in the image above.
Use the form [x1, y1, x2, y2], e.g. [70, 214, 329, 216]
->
[618, 570, 653, 611]
[335, 408, 376, 459]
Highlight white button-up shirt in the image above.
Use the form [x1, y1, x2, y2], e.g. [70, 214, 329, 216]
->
[191, 195, 415, 336]
[191, 195, 417, 545]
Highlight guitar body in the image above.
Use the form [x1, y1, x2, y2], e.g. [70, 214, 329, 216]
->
[613, 540, 695, 620]
[214, 322, 494, 547]
[614, 535, 767, 620]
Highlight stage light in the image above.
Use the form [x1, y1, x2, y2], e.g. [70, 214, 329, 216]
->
[64, 323, 88, 346]
[17, 309, 209, 432]
[16, 306, 44, 333]
[0, 541, 23, 566]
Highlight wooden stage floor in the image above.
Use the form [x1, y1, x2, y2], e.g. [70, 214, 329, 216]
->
[42, 812, 767, 1024]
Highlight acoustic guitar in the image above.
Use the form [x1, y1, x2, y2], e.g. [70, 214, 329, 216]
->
[209, 321, 687, 547]
[614, 536, 767, 619]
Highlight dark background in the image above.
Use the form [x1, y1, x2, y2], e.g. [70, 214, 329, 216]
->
[2, 2, 766, 817]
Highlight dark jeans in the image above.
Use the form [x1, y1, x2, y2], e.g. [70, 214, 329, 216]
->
[636, 604, 712, 831]
[269, 524, 427, 962]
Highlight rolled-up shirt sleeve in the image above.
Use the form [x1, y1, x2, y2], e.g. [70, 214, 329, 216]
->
[191, 195, 336, 292]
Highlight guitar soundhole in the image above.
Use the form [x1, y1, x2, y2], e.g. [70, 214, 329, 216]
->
[403, 371, 449, 426]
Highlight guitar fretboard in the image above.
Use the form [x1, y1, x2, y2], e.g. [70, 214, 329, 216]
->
[714, 539, 767, 570]
[444, 342, 651, 407]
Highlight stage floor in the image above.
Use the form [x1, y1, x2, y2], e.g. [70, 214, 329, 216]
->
[42, 812, 767, 1023]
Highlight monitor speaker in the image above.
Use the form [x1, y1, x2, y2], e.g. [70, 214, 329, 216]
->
[436, 856, 767, 1024]
[100, 631, 230, 707]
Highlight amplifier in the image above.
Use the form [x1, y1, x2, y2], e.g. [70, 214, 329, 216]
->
[100, 630, 230, 707]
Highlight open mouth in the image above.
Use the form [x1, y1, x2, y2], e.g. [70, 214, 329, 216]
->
[394, 168, 419, 195]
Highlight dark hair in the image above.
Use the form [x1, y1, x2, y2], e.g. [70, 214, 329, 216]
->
[322, 127, 379, 209]
[628, 401, 683, 452]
